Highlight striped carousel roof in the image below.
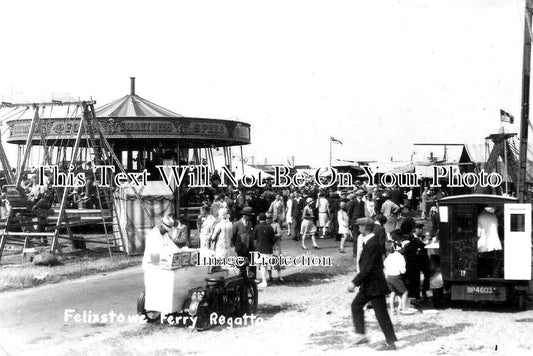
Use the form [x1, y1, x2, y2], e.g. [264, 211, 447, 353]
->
[95, 78, 182, 118]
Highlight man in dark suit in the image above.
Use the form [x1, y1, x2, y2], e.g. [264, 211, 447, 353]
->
[348, 218, 398, 351]
[231, 207, 256, 277]
[348, 189, 366, 257]
[373, 214, 388, 257]
[291, 192, 304, 241]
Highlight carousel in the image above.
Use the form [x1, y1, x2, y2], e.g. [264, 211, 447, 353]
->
[5, 78, 250, 175]
[0, 78, 251, 258]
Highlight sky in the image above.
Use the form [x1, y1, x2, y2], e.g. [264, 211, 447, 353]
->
[0, 0, 529, 167]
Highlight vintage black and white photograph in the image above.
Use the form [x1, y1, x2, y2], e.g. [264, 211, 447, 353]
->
[1, 1, 533, 355]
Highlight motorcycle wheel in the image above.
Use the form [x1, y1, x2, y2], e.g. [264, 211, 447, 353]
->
[137, 290, 161, 323]
[195, 299, 214, 331]
[241, 280, 258, 315]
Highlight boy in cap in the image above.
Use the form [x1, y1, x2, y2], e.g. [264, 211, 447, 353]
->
[253, 213, 276, 288]
[266, 212, 284, 282]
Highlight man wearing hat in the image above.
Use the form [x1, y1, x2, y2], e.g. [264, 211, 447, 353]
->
[348, 189, 366, 257]
[374, 214, 388, 257]
[348, 218, 398, 351]
[142, 214, 175, 270]
[231, 207, 256, 277]
[300, 197, 320, 250]
[291, 192, 305, 241]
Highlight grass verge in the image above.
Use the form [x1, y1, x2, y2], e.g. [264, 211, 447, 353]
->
[0, 254, 142, 293]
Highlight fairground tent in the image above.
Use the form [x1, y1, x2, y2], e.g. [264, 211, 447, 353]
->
[114, 181, 174, 255]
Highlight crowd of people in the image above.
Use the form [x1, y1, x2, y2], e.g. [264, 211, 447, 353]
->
[153, 181, 445, 294]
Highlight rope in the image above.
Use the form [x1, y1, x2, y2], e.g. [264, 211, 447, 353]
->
[0, 107, 29, 124]
[0, 106, 19, 120]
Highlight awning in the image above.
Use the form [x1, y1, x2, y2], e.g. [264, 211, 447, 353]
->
[367, 161, 415, 174]
[115, 180, 174, 200]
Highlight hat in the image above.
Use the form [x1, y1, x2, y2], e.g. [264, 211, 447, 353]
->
[484, 207, 495, 214]
[241, 207, 255, 216]
[355, 189, 365, 196]
[306, 197, 313, 203]
[355, 217, 373, 226]
[393, 240, 403, 251]
[218, 208, 228, 219]
[265, 212, 273, 219]
[160, 215, 174, 232]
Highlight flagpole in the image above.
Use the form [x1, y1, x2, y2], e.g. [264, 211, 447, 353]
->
[329, 137, 332, 167]
[503, 125, 509, 194]
[240, 145, 245, 176]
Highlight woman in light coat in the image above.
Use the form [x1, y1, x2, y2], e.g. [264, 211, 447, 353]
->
[210, 208, 234, 259]
[198, 205, 217, 257]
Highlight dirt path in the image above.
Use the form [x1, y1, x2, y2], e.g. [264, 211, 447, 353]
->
[7, 236, 533, 356]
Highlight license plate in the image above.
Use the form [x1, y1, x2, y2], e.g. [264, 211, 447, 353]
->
[465, 286, 496, 295]
[451, 285, 507, 301]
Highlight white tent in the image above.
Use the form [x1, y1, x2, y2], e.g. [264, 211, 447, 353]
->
[231, 162, 274, 180]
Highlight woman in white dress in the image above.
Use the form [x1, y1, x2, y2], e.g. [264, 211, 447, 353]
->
[285, 193, 294, 236]
[337, 201, 351, 253]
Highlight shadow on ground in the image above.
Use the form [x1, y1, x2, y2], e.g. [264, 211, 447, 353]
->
[281, 271, 347, 287]
[307, 317, 472, 352]
[448, 300, 525, 314]
[258, 302, 300, 316]
[515, 317, 533, 322]
[395, 322, 471, 344]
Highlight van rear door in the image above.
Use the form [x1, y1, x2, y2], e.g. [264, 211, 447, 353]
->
[504, 203, 531, 280]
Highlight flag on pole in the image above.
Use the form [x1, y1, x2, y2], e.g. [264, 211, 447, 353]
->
[330, 136, 343, 144]
[500, 109, 514, 124]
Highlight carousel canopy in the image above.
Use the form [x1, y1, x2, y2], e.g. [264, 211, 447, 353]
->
[5, 78, 251, 148]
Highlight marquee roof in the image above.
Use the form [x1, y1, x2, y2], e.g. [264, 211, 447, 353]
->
[95, 94, 182, 118]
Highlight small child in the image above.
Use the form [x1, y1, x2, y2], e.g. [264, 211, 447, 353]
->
[384, 240, 409, 314]
[429, 254, 444, 309]
[266, 212, 284, 282]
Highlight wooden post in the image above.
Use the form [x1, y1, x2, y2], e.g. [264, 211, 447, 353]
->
[15, 105, 40, 186]
[50, 105, 87, 254]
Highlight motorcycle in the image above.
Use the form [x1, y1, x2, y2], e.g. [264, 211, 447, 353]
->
[137, 269, 258, 330]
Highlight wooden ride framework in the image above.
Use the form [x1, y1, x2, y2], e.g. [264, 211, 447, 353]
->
[0, 101, 153, 261]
